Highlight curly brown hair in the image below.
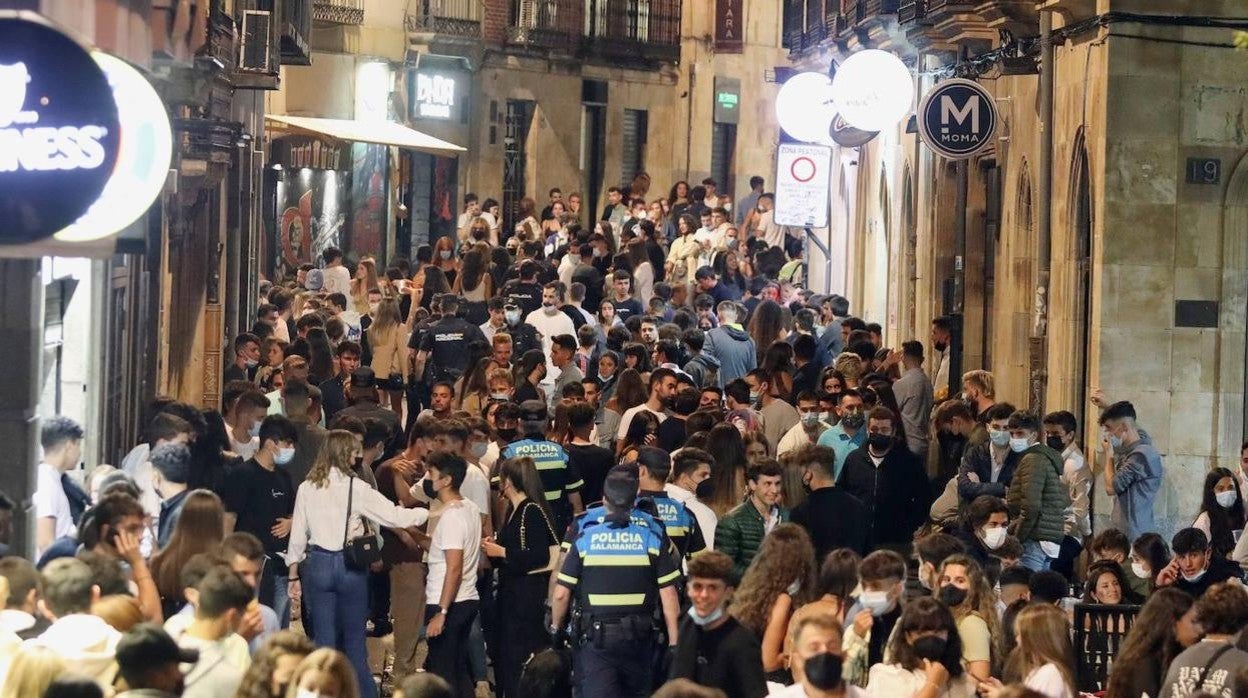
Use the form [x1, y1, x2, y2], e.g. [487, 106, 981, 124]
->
[235, 630, 315, 698]
[729, 523, 817, 636]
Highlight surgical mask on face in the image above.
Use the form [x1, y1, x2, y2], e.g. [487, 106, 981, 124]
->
[686, 605, 724, 627]
[275, 447, 295, 465]
[800, 412, 821, 427]
[982, 526, 1007, 550]
[440, 250, 453, 260]
[1131, 561, 1150, 579]
[1109, 433, 1123, 450]
[840, 411, 865, 429]
[859, 590, 892, 617]
[748, 391, 760, 404]
[245, 358, 259, 368]
[1009, 437, 1031, 453]
[819, 411, 833, 423]
[1182, 566, 1207, 584]
[543, 303, 559, 314]
[249, 422, 261, 438]
[470, 441, 489, 459]
[491, 392, 511, 402]
[989, 429, 1011, 447]
[1217, 490, 1238, 509]
[727, 239, 739, 250]
[505, 310, 521, 325]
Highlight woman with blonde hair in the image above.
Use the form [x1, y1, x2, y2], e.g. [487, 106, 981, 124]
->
[284, 648, 360, 698]
[286, 431, 429, 698]
[349, 258, 379, 314]
[149, 489, 225, 618]
[0, 645, 67, 698]
[936, 553, 1001, 683]
[980, 603, 1076, 698]
[729, 523, 817, 681]
[833, 352, 864, 389]
[237, 630, 316, 698]
[367, 296, 408, 414]
[91, 594, 144, 633]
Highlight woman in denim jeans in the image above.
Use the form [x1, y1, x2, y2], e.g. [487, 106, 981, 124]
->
[286, 430, 429, 698]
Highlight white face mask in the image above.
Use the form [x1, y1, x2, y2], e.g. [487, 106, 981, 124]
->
[1131, 561, 1150, 579]
[275, 446, 295, 465]
[470, 441, 489, 459]
[859, 589, 893, 617]
[982, 526, 1007, 550]
[1216, 490, 1238, 509]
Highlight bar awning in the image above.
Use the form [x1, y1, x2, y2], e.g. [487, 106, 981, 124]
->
[265, 114, 466, 154]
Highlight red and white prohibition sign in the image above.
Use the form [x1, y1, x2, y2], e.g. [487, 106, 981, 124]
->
[789, 156, 817, 183]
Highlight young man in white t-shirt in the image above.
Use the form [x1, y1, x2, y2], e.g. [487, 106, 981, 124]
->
[423, 451, 482, 696]
[34, 416, 84, 557]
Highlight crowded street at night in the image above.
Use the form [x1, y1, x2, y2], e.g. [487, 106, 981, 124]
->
[2, 1, 1248, 697]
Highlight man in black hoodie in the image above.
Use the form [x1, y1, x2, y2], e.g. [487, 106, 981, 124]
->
[837, 407, 930, 552]
[669, 550, 767, 698]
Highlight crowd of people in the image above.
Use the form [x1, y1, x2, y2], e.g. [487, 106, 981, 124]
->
[8, 172, 1248, 698]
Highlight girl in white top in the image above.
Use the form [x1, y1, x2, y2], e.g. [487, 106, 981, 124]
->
[866, 597, 977, 698]
[977, 604, 1076, 698]
[286, 430, 428, 698]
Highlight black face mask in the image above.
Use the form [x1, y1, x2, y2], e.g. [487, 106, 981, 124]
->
[498, 428, 518, 442]
[803, 652, 844, 691]
[912, 636, 948, 662]
[695, 479, 714, 499]
[867, 433, 893, 451]
[938, 584, 968, 608]
[934, 340, 948, 352]
[422, 478, 438, 499]
[1046, 435, 1065, 451]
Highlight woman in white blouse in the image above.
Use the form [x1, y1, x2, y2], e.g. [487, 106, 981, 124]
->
[287, 430, 428, 698]
[867, 597, 977, 698]
[978, 603, 1076, 698]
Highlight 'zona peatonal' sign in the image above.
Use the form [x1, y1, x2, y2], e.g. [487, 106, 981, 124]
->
[918, 78, 998, 160]
[0, 13, 121, 244]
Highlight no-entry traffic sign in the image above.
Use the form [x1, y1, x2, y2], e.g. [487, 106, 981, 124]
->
[775, 143, 831, 228]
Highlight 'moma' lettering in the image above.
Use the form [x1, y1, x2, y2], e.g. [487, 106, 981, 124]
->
[940, 95, 980, 133]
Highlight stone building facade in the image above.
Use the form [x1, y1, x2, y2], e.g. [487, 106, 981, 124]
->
[789, 0, 1248, 536]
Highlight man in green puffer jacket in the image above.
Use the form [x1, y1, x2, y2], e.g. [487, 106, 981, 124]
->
[1005, 410, 1070, 573]
[715, 461, 788, 580]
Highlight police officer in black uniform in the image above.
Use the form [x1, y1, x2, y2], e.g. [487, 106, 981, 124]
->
[549, 466, 681, 698]
[501, 296, 541, 362]
[504, 260, 544, 317]
[412, 294, 486, 384]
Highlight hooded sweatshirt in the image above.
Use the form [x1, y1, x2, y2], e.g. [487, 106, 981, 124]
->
[703, 324, 756, 387]
[27, 613, 121, 686]
[683, 352, 721, 390]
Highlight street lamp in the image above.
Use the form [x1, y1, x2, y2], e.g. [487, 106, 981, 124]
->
[830, 49, 914, 132]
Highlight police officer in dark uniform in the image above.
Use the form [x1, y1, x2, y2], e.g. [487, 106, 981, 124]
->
[550, 466, 682, 698]
[634, 446, 706, 562]
[411, 294, 487, 385]
[504, 260, 544, 316]
[501, 297, 542, 363]
[502, 400, 584, 532]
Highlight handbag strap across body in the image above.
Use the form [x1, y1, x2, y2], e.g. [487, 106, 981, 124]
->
[341, 476, 372, 547]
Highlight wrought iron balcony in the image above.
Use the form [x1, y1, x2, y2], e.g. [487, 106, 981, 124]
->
[926, 0, 975, 12]
[405, 0, 482, 38]
[584, 0, 680, 63]
[313, 0, 364, 25]
[509, 0, 581, 52]
[280, 0, 313, 65]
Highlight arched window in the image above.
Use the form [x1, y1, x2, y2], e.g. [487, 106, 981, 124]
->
[1071, 134, 1093, 425]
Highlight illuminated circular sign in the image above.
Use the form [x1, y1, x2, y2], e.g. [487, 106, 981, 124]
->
[0, 14, 121, 244]
[774, 71, 837, 145]
[918, 78, 999, 160]
[54, 53, 173, 242]
[831, 49, 914, 132]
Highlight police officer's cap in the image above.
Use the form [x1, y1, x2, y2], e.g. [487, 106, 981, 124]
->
[519, 399, 548, 422]
[602, 464, 639, 510]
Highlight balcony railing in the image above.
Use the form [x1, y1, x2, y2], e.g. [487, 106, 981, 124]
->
[509, 0, 582, 51]
[584, 0, 681, 62]
[898, 0, 926, 23]
[280, 0, 312, 65]
[406, 0, 482, 37]
[313, 0, 364, 25]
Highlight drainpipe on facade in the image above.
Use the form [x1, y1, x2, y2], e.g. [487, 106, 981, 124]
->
[949, 46, 970, 397]
[685, 61, 696, 182]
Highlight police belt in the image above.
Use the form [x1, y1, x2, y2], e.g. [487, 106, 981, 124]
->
[575, 613, 656, 645]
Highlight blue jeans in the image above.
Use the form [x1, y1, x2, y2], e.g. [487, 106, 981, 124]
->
[302, 547, 377, 698]
[1020, 540, 1051, 573]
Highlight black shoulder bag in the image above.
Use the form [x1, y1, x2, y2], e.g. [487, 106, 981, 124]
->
[343, 476, 382, 571]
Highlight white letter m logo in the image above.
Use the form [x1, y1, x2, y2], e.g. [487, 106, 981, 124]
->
[940, 95, 979, 133]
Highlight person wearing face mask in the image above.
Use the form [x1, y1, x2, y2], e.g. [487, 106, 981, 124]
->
[1156, 527, 1241, 599]
[668, 550, 768, 698]
[1041, 410, 1089, 580]
[865, 596, 976, 698]
[744, 369, 800, 454]
[840, 550, 906, 687]
[777, 614, 865, 697]
[816, 391, 868, 482]
[223, 384, 271, 461]
[1192, 467, 1246, 562]
[788, 445, 868, 559]
[223, 332, 262, 384]
[665, 448, 720, 550]
[777, 392, 831, 459]
[220, 416, 299, 618]
[955, 401, 1020, 507]
[933, 554, 998, 684]
[1001, 410, 1069, 573]
[1097, 400, 1163, 541]
[952, 495, 1010, 568]
[928, 316, 952, 401]
[836, 408, 930, 551]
